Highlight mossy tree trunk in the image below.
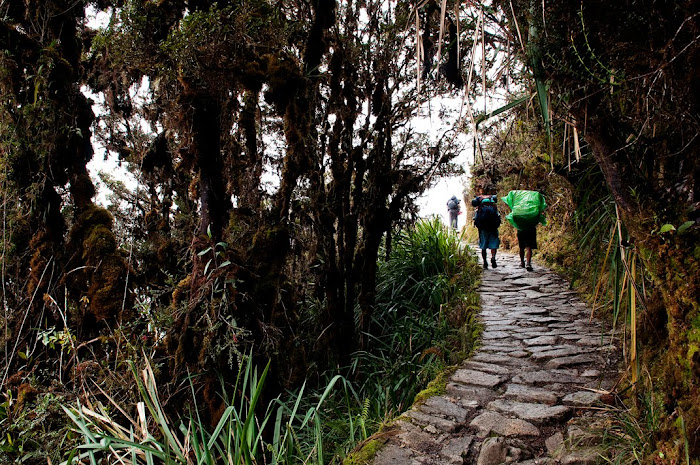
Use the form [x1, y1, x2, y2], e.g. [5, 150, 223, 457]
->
[0, 0, 129, 379]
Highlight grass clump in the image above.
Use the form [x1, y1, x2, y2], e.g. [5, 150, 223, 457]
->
[352, 218, 481, 417]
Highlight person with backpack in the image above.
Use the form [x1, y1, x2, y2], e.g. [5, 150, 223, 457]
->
[501, 190, 547, 272]
[471, 194, 501, 269]
[446, 195, 461, 230]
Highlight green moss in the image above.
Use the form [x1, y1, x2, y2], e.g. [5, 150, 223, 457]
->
[412, 366, 456, 405]
[342, 439, 384, 465]
[83, 224, 117, 258]
[688, 344, 699, 362]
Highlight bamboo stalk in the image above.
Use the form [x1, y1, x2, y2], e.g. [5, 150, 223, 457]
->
[591, 224, 616, 320]
[563, 122, 569, 171]
[481, 6, 486, 113]
[416, 8, 422, 95]
[630, 251, 638, 385]
[437, 0, 447, 65]
[509, 0, 526, 55]
[455, 2, 460, 63]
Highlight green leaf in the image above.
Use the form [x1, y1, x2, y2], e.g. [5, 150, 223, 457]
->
[198, 247, 212, 257]
[659, 224, 676, 234]
[677, 221, 694, 234]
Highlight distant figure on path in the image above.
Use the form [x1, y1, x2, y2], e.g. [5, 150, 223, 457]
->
[471, 193, 501, 269]
[502, 190, 547, 272]
[447, 195, 461, 230]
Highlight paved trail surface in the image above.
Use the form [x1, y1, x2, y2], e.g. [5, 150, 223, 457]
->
[371, 252, 619, 465]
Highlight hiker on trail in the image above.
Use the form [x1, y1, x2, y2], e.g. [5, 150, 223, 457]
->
[471, 194, 501, 269]
[447, 195, 461, 230]
[501, 190, 547, 272]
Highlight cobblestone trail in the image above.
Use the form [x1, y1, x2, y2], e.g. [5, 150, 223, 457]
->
[371, 252, 620, 465]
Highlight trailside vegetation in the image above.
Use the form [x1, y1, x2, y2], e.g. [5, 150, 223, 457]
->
[58, 218, 480, 464]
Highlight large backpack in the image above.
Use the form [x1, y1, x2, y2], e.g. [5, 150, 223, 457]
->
[501, 190, 547, 231]
[475, 202, 501, 229]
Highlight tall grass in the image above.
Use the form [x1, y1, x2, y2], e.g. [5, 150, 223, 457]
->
[350, 217, 481, 417]
[549, 164, 660, 463]
[62, 354, 346, 465]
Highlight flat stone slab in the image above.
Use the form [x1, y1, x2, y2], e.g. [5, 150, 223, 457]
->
[563, 391, 602, 406]
[470, 411, 540, 438]
[481, 318, 517, 325]
[404, 410, 459, 432]
[577, 337, 609, 347]
[440, 435, 475, 463]
[488, 400, 571, 424]
[523, 335, 558, 346]
[523, 290, 548, 299]
[559, 448, 602, 465]
[530, 346, 586, 360]
[480, 343, 524, 352]
[545, 354, 597, 369]
[510, 308, 549, 316]
[419, 396, 470, 421]
[509, 350, 531, 358]
[446, 383, 498, 406]
[510, 277, 552, 286]
[504, 384, 559, 405]
[512, 460, 557, 465]
[463, 360, 514, 375]
[472, 353, 523, 365]
[529, 317, 561, 324]
[452, 369, 504, 388]
[482, 330, 512, 340]
[372, 443, 418, 465]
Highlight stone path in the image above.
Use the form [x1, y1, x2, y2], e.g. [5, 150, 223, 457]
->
[371, 252, 620, 465]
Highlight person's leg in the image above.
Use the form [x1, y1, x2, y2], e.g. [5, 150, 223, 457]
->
[526, 227, 537, 271]
[481, 248, 488, 268]
[516, 230, 526, 267]
[490, 248, 497, 268]
[525, 247, 533, 271]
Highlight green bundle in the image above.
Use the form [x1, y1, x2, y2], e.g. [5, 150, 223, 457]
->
[501, 190, 547, 231]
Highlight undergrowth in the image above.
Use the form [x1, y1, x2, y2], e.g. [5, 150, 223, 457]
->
[58, 218, 482, 464]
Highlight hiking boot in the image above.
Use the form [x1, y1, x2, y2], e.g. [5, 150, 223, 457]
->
[520, 261, 526, 268]
[491, 258, 497, 268]
[526, 265, 533, 272]
[483, 261, 488, 269]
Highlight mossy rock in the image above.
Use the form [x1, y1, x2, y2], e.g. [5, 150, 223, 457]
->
[412, 365, 456, 405]
[342, 439, 384, 465]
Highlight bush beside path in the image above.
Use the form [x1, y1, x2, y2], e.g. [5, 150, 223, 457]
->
[368, 252, 621, 465]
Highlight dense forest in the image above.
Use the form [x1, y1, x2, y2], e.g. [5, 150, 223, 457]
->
[0, 0, 698, 463]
